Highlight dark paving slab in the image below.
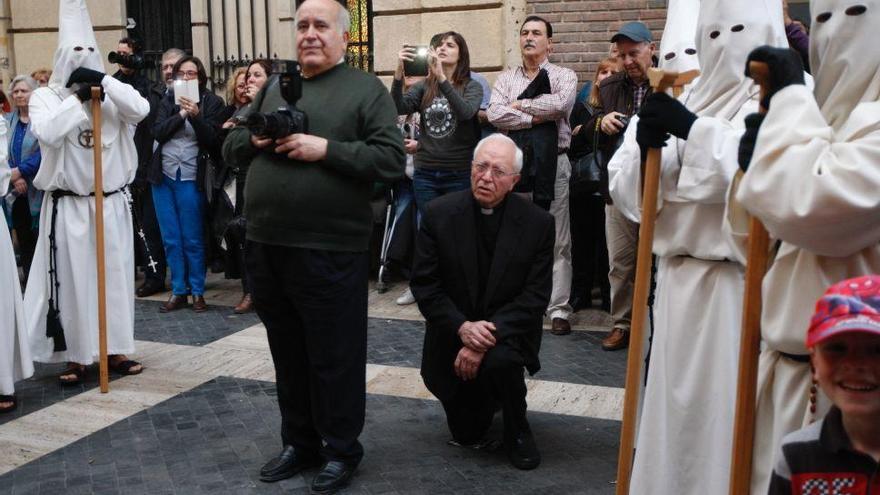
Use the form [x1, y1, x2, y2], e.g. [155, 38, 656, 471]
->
[0, 377, 619, 495]
[0, 300, 259, 427]
[368, 318, 627, 388]
[134, 300, 261, 346]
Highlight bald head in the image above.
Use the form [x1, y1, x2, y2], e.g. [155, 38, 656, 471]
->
[295, 0, 351, 77]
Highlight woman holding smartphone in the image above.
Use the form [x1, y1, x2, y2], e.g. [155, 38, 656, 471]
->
[391, 32, 483, 217]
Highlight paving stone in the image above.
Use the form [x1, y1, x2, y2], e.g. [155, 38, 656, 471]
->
[0, 377, 618, 494]
[367, 318, 627, 388]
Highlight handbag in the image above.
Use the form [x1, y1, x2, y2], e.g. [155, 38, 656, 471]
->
[569, 126, 603, 195]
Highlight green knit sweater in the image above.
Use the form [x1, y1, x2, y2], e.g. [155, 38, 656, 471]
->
[222, 63, 405, 252]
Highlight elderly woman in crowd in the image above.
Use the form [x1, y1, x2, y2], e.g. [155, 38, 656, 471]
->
[150, 56, 225, 313]
[5, 75, 43, 283]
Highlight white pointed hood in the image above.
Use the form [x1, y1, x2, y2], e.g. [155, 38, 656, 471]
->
[809, 0, 880, 130]
[51, 0, 105, 94]
[659, 0, 700, 74]
[684, 0, 787, 118]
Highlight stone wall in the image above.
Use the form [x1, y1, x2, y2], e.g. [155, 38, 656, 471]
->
[527, 0, 668, 84]
[4, 0, 127, 85]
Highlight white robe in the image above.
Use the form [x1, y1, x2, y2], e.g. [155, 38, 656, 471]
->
[0, 119, 33, 396]
[608, 95, 755, 494]
[24, 76, 149, 365]
[729, 84, 880, 494]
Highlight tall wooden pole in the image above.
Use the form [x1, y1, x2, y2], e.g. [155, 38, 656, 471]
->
[91, 87, 109, 394]
[615, 68, 698, 494]
[728, 61, 771, 495]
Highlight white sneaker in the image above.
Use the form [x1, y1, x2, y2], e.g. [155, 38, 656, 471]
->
[396, 287, 416, 305]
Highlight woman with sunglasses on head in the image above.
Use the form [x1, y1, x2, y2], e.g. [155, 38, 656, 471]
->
[216, 58, 273, 314]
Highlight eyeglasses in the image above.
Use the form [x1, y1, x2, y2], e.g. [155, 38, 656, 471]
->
[177, 70, 199, 78]
[472, 161, 519, 179]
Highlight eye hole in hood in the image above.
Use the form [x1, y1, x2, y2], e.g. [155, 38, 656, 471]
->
[845, 5, 867, 16]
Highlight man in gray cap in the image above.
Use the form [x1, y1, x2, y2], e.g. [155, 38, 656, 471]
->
[584, 21, 655, 351]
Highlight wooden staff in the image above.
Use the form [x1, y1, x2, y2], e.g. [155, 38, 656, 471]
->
[615, 68, 699, 495]
[91, 86, 109, 394]
[728, 61, 771, 495]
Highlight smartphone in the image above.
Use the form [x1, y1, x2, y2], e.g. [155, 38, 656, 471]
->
[403, 45, 430, 77]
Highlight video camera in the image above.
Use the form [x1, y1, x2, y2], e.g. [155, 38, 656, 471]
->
[242, 59, 309, 139]
[108, 51, 148, 70]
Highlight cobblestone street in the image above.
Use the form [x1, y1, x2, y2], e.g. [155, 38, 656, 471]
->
[0, 274, 625, 494]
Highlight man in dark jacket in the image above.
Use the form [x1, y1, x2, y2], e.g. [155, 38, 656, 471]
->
[412, 133, 553, 471]
[585, 22, 656, 352]
[112, 37, 168, 296]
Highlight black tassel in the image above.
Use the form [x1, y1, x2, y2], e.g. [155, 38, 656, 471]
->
[46, 305, 67, 352]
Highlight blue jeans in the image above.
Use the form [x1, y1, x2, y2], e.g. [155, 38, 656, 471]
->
[412, 167, 471, 217]
[152, 173, 206, 296]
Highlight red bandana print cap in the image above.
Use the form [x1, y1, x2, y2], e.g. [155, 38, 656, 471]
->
[807, 275, 880, 348]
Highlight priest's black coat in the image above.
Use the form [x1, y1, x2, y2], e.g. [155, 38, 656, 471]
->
[411, 190, 554, 402]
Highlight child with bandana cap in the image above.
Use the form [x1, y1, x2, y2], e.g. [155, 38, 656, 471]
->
[768, 275, 880, 494]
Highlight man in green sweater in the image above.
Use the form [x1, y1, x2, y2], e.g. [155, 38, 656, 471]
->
[222, 0, 404, 492]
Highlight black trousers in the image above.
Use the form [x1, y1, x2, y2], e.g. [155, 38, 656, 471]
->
[569, 189, 609, 306]
[11, 195, 37, 280]
[247, 241, 368, 464]
[131, 184, 167, 282]
[439, 349, 529, 445]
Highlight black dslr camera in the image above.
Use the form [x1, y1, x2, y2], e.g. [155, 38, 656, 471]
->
[108, 51, 147, 70]
[242, 59, 309, 139]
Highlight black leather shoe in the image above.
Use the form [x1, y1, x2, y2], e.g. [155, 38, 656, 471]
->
[136, 278, 165, 297]
[507, 430, 541, 470]
[310, 460, 357, 494]
[259, 445, 320, 483]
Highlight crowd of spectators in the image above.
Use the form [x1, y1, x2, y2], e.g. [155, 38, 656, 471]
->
[0, 1, 813, 344]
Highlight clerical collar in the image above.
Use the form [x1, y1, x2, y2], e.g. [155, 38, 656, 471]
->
[476, 196, 508, 216]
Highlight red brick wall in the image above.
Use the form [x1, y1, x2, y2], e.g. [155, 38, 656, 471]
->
[527, 0, 668, 83]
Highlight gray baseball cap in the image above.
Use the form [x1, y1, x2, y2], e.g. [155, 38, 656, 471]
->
[610, 22, 653, 43]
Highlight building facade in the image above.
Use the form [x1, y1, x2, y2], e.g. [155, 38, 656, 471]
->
[0, 0, 810, 94]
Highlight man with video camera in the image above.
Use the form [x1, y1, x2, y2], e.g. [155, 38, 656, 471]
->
[222, 0, 404, 492]
[111, 37, 168, 297]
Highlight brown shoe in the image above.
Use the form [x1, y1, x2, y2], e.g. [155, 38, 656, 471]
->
[160, 294, 188, 313]
[550, 317, 571, 336]
[234, 293, 253, 314]
[192, 295, 208, 313]
[602, 328, 630, 351]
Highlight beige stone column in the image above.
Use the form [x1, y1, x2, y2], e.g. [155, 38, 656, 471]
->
[0, 0, 13, 86]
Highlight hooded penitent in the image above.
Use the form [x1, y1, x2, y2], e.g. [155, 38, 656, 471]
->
[726, 2, 880, 493]
[658, 0, 700, 74]
[809, 0, 880, 130]
[50, 0, 105, 95]
[684, 0, 787, 117]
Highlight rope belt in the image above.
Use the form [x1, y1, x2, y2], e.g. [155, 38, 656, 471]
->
[45, 187, 123, 351]
[779, 351, 810, 363]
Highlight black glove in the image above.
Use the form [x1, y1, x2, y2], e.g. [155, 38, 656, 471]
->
[745, 46, 805, 109]
[636, 118, 670, 161]
[639, 92, 698, 140]
[737, 113, 766, 173]
[66, 67, 106, 88]
[73, 84, 104, 103]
